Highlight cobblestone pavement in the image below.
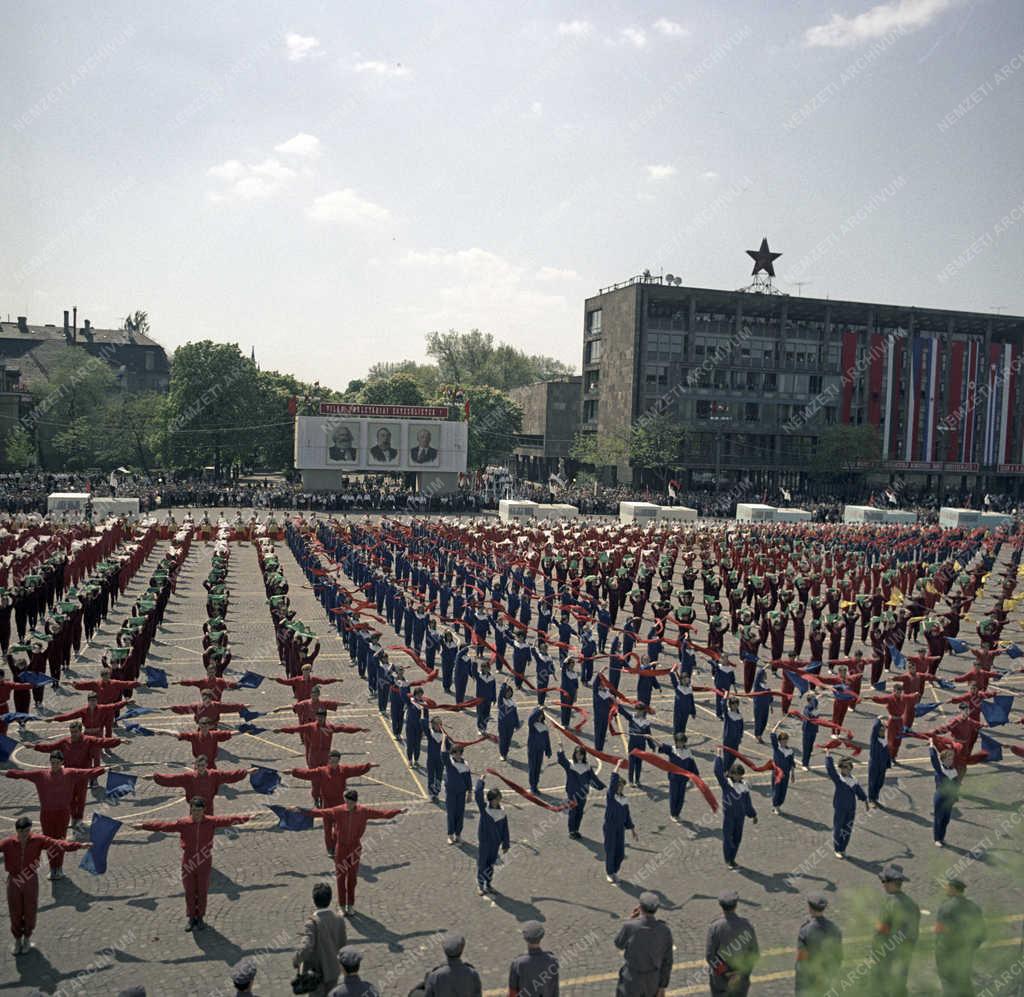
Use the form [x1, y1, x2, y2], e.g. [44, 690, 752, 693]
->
[2, 510, 1023, 995]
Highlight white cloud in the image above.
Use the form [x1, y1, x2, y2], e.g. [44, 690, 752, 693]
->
[557, 20, 593, 37]
[700, 170, 719, 180]
[646, 164, 677, 180]
[307, 188, 391, 224]
[274, 133, 321, 158]
[285, 33, 321, 61]
[536, 266, 579, 281]
[621, 27, 647, 48]
[803, 0, 953, 48]
[206, 157, 296, 200]
[529, 101, 543, 117]
[353, 60, 410, 77]
[653, 18, 688, 37]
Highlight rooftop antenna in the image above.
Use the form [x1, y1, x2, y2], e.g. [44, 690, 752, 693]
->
[991, 306, 1006, 315]
[792, 281, 811, 296]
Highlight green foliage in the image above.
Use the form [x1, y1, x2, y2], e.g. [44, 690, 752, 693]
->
[812, 424, 881, 477]
[569, 430, 630, 469]
[358, 373, 427, 407]
[4, 426, 37, 469]
[122, 310, 150, 335]
[629, 414, 686, 473]
[426, 329, 574, 390]
[455, 385, 522, 467]
[365, 360, 441, 399]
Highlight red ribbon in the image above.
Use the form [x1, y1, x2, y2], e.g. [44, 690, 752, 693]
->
[549, 718, 626, 768]
[485, 768, 575, 812]
[628, 750, 718, 812]
[721, 745, 785, 784]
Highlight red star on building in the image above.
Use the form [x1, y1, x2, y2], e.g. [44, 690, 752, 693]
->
[746, 237, 781, 277]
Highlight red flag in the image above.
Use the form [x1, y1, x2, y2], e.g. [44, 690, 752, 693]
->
[464, 398, 470, 420]
[288, 395, 298, 415]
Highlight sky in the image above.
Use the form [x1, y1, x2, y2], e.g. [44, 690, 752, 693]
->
[2, 0, 1023, 389]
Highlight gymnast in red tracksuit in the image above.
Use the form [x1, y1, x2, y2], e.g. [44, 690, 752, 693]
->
[71, 666, 138, 733]
[871, 685, 909, 761]
[291, 750, 376, 852]
[274, 663, 342, 701]
[50, 693, 127, 739]
[137, 797, 252, 932]
[310, 789, 404, 915]
[4, 752, 103, 878]
[279, 710, 367, 768]
[149, 755, 252, 815]
[2, 816, 86, 955]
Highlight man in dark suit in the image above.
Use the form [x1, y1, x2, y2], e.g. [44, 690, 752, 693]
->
[328, 428, 357, 462]
[369, 428, 398, 463]
[410, 429, 438, 464]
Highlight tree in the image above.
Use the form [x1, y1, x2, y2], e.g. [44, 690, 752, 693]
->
[629, 414, 686, 488]
[122, 310, 150, 336]
[364, 360, 441, 400]
[426, 329, 573, 390]
[457, 385, 522, 468]
[4, 426, 37, 470]
[812, 424, 882, 478]
[569, 430, 630, 469]
[358, 373, 426, 407]
[165, 341, 261, 474]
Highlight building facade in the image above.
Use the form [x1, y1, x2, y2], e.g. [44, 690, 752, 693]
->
[581, 275, 1024, 493]
[509, 376, 582, 481]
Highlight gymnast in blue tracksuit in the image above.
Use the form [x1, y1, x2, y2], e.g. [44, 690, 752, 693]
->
[799, 693, 820, 769]
[645, 625, 663, 664]
[411, 608, 428, 654]
[425, 716, 445, 801]
[496, 683, 520, 760]
[402, 604, 414, 647]
[592, 677, 615, 753]
[715, 755, 757, 868]
[404, 687, 427, 764]
[751, 665, 773, 741]
[439, 632, 458, 694]
[557, 745, 605, 838]
[472, 657, 497, 732]
[770, 728, 796, 812]
[596, 606, 611, 653]
[608, 638, 625, 690]
[580, 626, 597, 685]
[454, 644, 474, 704]
[556, 615, 576, 661]
[377, 657, 394, 715]
[711, 658, 737, 719]
[867, 716, 892, 803]
[658, 733, 699, 821]
[443, 741, 472, 842]
[559, 659, 580, 726]
[722, 698, 745, 752]
[532, 642, 554, 705]
[618, 704, 657, 785]
[389, 670, 409, 737]
[635, 659, 662, 708]
[825, 752, 868, 857]
[511, 635, 531, 690]
[930, 744, 961, 845]
[424, 622, 441, 672]
[475, 777, 510, 894]
[603, 770, 636, 882]
[669, 668, 696, 735]
[527, 708, 552, 793]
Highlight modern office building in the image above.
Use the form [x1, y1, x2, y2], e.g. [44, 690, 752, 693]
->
[509, 376, 582, 480]
[580, 268, 1024, 493]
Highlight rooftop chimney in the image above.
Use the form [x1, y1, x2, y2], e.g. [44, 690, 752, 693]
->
[16, 316, 28, 334]
[72, 306, 77, 343]
[63, 310, 72, 345]
[82, 319, 94, 344]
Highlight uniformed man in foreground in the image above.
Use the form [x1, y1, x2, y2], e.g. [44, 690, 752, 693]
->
[509, 920, 559, 997]
[934, 878, 985, 997]
[328, 946, 379, 996]
[613, 890, 673, 997]
[706, 890, 759, 996]
[869, 863, 920, 997]
[795, 892, 842, 996]
[422, 932, 482, 997]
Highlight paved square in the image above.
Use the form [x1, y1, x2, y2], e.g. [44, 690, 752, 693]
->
[2, 510, 1023, 996]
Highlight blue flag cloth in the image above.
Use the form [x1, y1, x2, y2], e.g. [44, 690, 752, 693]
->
[2, 712, 33, 725]
[914, 702, 941, 718]
[0, 734, 17, 762]
[80, 813, 122, 875]
[105, 771, 137, 800]
[1005, 643, 1023, 660]
[17, 671, 51, 688]
[790, 672, 810, 696]
[946, 637, 969, 654]
[979, 731, 1003, 763]
[888, 645, 907, 672]
[239, 708, 264, 722]
[740, 651, 759, 665]
[804, 661, 823, 674]
[872, 681, 887, 692]
[237, 671, 264, 689]
[145, 666, 168, 689]
[123, 723, 155, 736]
[237, 723, 266, 735]
[834, 688, 857, 703]
[937, 679, 956, 691]
[250, 766, 281, 794]
[980, 695, 1014, 727]
[267, 805, 313, 831]
[122, 705, 155, 719]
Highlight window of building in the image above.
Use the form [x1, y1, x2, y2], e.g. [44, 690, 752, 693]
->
[808, 375, 823, 394]
[763, 372, 777, 392]
[694, 343, 705, 359]
[583, 399, 598, 422]
[714, 370, 727, 390]
[587, 310, 602, 335]
[745, 403, 760, 422]
[585, 371, 599, 392]
[825, 406, 837, 424]
[144, 352, 155, 371]
[585, 339, 602, 364]
[696, 400, 711, 420]
[746, 372, 760, 391]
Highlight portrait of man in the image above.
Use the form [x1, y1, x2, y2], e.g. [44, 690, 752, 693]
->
[326, 423, 359, 463]
[410, 425, 440, 465]
[368, 424, 400, 463]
